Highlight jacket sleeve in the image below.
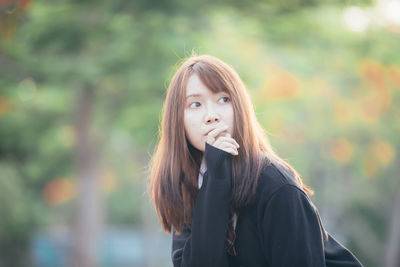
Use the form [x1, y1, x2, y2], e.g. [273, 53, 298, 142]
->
[261, 184, 327, 266]
[324, 233, 363, 267]
[171, 143, 232, 267]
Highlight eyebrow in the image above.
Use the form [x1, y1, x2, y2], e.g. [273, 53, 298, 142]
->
[186, 94, 202, 99]
[186, 92, 227, 99]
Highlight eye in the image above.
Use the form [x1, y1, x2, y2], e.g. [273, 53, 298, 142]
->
[219, 96, 230, 103]
[189, 102, 201, 108]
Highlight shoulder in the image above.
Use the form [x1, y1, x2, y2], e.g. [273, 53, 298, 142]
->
[255, 161, 307, 204]
[252, 162, 322, 228]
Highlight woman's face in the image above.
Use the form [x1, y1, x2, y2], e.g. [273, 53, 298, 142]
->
[184, 74, 234, 152]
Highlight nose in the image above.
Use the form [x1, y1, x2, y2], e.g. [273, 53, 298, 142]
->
[204, 104, 220, 124]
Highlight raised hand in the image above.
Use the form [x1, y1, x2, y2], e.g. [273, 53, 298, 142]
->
[206, 125, 240, 156]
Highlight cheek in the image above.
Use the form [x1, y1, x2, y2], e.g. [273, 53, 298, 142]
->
[184, 120, 205, 151]
[184, 112, 200, 141]
[225, 106, 235, 133]
[229, 107, 234, 124]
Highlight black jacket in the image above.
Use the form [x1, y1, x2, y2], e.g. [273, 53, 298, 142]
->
[171, 143, 363, 267]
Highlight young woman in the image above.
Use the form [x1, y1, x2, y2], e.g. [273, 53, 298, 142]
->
[149, 54, 363, 267]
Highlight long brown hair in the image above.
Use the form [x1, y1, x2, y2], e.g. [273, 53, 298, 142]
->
[149, 54, 313, 234]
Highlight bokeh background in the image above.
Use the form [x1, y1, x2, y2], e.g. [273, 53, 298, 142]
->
[1, 0, 399, 266]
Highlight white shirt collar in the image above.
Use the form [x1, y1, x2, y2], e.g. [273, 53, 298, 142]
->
[198, 156, 207, 188]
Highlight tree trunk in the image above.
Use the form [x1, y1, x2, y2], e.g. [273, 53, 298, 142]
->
[384, 181, 400, 267]
[72, 87, 102, 267]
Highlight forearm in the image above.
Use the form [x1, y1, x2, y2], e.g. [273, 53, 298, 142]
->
[171, 144, 232, 267]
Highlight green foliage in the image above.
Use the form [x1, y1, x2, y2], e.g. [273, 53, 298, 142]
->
[0, 0, 398, 265]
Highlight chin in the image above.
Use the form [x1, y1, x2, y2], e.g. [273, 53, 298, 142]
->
[187, 135, 207, 152]
[194, 138, 206, 152]
[192, 142, 204, 152]
[200, 144, 206, 152]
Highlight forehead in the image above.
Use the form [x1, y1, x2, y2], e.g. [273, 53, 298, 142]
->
[185, 73, 227, 96]
[186, 74, 209, 95]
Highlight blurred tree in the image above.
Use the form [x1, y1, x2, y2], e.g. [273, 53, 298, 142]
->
[0, 0, 398, 266]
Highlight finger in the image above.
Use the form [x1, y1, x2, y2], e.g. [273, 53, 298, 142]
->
[219, 142, 239, 153]
[214, 136, 240, 148]
[223, 147, 238, 156]
[218, 133, 240, 148]
[207, 125, 229, 140]
[206, 135, 216, 145]
[217, 141, 239, 153]
[206, 126, 228, 145]
[214, 139, 239, 150]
